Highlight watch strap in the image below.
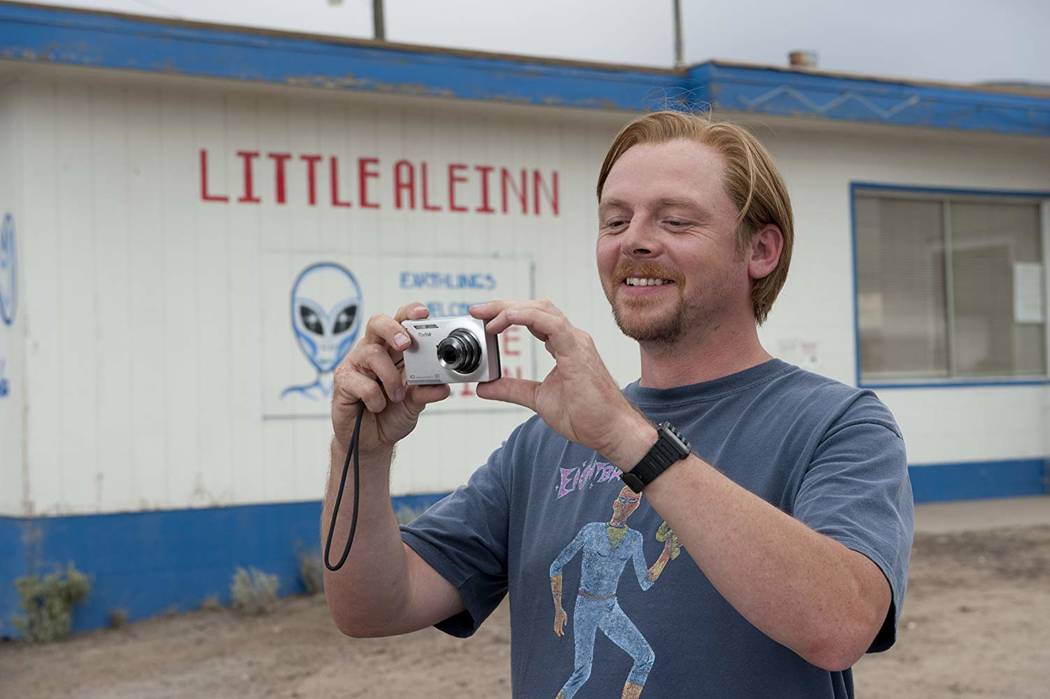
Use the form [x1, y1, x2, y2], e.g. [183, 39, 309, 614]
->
[620, 422, 691, 493]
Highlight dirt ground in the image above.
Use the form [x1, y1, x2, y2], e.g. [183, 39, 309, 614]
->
[3, 525, 1049, 698]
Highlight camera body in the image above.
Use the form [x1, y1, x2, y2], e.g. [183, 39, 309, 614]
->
[401, 315, 501, 385]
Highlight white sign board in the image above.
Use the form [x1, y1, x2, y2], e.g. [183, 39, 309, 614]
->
[1013, 262, 1044, 324]
[262, 253, 534, 417]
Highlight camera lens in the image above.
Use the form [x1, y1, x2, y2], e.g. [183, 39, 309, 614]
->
[436, 328, 482, 374]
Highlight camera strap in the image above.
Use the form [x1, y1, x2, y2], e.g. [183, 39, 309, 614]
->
[323, 401, 365, 571]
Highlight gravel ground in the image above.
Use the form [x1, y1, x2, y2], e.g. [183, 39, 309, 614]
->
[3, 525, 1049, 698]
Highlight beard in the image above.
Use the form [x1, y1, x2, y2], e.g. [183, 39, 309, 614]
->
[604, 260, 689, 344]
[611, 294, 687, 344]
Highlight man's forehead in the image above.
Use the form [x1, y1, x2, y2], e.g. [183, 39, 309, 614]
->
[600, 140, 729, 206]
[599, 196, 709, 213]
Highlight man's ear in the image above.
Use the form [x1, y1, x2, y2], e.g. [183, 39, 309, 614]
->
[748, 224, 784, 280]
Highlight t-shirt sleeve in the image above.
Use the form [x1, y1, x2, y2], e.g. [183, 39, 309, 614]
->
[792, 394, 914, 653]
[399, 429, 515, 638]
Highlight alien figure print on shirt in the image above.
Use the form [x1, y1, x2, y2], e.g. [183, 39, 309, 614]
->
[549, 485, 682, 699]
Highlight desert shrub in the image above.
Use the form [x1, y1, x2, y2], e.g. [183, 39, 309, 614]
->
[199, 595, 222, 611]
[230, 567, 279, 615]
[394, 504, 427, 525]
[107, 608, 128, 629]
[297, 551, 324, 596]
[13, 563, 91, 643]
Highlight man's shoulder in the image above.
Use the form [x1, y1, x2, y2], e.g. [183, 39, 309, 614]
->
[770, 363, 902, 438]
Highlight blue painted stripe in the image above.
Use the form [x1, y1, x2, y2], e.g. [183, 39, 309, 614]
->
[908, 459, 1048, 503]
[0, 492, 448, 639]
[0, 459, 1045, 637]
[0, 3, 1049, 135]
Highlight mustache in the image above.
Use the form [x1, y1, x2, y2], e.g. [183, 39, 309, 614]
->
[613, 262, 683, 285]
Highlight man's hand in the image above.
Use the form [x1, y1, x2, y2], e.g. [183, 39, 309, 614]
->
[331, 302, 451, 456]
[554, 608, 568, 637]
[470, 299, 653, 467]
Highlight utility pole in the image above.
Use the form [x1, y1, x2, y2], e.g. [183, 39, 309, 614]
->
[373, 0, 386, 41]
[673, 0, 684, 68]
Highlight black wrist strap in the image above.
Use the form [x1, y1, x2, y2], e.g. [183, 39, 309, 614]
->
[621, 422, 691, 493]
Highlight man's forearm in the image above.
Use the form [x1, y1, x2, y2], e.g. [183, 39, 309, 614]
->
[642, 453, 890, 671]
[322, 438, 412, 636]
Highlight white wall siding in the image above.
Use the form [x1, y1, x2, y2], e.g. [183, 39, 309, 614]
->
[0, 82, 25, 516]
[17, 76, 625, 515]
[11, 73, 1050, 516]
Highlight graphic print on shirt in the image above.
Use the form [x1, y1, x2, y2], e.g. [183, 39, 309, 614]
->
[549, 485, 682, 699]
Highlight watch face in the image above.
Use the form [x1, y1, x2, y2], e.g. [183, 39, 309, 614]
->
[659, 422, 691, 455]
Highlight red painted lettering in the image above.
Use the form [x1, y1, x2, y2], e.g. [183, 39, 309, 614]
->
[358, 157, 380, 209]
[329, 157, 351, 208]
[501, 167, 528, 214]
[268, 152, 291, 204]
[448, 163, 469, 213]
[475, 165, 495, 213]
[236, 150, 261, 204]
[501, 327, 521, 357]
[533, 170, 559, 216]
[300, 154, 322, 205]
[420, 162, 442, 212]
[394, 160, 416, 209]
[199, 149, 229, 202]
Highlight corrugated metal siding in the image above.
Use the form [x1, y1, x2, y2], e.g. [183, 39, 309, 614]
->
[0, 81, 25, 517]
[17, 77, 626, 515]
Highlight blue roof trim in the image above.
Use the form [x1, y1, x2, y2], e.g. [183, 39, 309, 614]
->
[2, 2, 1049, 136]
[692, 63, 1050, 136]
[0, 2, 684, 110]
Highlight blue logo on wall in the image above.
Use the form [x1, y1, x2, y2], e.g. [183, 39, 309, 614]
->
[281, 261, 362, 401]
[0, 213, 15, 327]
[0, 213, 14, 398]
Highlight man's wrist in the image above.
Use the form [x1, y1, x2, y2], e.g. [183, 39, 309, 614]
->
[605, 411, 659, 472]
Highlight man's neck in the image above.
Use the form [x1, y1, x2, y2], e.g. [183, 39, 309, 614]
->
[638, 315, 771, 389]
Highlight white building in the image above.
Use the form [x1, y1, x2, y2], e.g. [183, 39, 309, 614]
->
[0, 3, 1047, 634]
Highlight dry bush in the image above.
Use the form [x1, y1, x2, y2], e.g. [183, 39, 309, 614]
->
[230, 567, 279, 616]
[298, 551, 324, 596]
[14, 563, 91, 643]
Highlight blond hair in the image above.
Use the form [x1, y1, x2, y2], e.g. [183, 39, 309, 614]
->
[596, 111, 793, 324]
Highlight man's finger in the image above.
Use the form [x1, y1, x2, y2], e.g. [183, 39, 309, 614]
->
[395, 302, 430, 323]
[490, 306, 576, 355]
[404, 384, 451, 415]
[469, 299, 508, 320]
[357, 345, 406, 402]
[475, 377, 540, 410]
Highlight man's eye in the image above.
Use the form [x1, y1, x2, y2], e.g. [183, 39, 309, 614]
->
[605, 219, 627, 229]
[664, 219, 689, 227]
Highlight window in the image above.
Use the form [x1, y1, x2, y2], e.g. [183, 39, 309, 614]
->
[855, 187, 1047, 384]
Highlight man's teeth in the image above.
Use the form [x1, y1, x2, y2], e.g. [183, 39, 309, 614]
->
[625, 277, 670, 286]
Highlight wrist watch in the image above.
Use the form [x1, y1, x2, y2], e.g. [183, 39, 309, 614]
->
[620, 422, 691, 493]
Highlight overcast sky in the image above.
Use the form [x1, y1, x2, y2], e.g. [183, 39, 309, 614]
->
[28, 0, 1050, 85]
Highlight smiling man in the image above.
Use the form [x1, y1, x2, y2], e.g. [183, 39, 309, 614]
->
[323, 111, 914, 698]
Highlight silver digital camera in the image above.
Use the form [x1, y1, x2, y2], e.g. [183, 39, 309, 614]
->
[401, 316, 501, 385]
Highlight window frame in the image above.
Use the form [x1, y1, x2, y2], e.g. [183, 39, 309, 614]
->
[850, 182, 1050, 389]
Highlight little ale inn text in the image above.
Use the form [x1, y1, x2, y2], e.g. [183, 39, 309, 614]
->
[200, 149, 561, 216]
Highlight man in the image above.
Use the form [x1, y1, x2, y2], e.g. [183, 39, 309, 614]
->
[323, 111, 913, 698]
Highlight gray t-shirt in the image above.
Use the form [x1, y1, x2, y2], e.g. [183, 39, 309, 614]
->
[402, 359, 914, 698]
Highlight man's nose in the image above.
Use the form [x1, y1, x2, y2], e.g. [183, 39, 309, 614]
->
[620, 218, 660, 257]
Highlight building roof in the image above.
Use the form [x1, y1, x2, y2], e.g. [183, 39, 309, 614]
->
[1, 1, 1048, 137]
